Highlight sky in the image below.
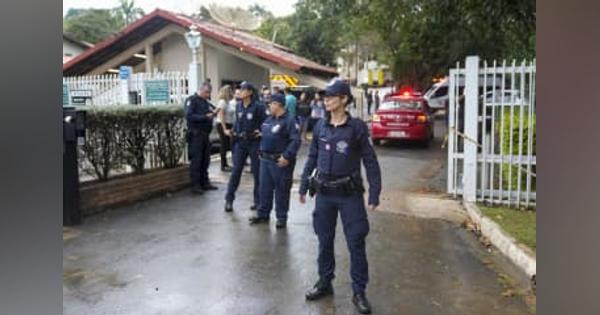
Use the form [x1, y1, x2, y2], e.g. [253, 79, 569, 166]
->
[63, 0, 297, 17]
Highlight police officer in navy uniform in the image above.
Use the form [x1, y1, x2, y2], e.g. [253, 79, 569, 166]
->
[224, 81, 267, 212]
[249, 93, 301, 228]
[185, 81, 218, 194]
[299, 79, 381, 314]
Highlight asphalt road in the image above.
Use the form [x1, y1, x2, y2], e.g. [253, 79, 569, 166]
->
[63, 116, 533, 315]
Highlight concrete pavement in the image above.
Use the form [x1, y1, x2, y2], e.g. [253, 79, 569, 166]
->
[64, 120, 532, 314]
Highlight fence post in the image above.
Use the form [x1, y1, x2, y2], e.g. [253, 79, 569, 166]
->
[463, 56, 480, 202]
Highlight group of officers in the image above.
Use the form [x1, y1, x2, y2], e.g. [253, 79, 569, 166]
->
[184, 79, 381, 314]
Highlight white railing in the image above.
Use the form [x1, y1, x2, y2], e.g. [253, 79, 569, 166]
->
[63, 75, 121, 106]
[64, 71, 189, 106]
[129, 71, 189, 105]
[447, 56, 536, 208]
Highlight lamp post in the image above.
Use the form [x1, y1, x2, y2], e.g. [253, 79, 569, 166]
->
[185, 24, 203, 94]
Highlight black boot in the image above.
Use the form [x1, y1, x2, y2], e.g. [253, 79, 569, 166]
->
[224, 202, 233, 212]
[305, 279, 333, 301]
[352, 293, 372, 314]
[202, 183, 218, 191]
[248, 216, 269, 225]
[191, 186, 204, 194]
[276, 219, 287, 229]
[250, 204, 258, 211]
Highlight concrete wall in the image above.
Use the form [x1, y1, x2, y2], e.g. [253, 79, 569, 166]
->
[156, 33, 191, 72]
[63, 39, 86, 57]
[216, 49, 270, 89]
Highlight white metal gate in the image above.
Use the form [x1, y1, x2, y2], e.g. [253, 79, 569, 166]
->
[447, 56, 536, 208]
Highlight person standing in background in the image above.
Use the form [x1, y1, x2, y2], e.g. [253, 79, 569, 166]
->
[374, 90, 380, 112]
[309, 92, 325, 132]
[284, 87, 297, 119]
[185, 82, 219, 194]
[297, 91, 312, 142]
[215, 85, 236, 172]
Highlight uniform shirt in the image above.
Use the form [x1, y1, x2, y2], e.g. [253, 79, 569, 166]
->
[285, 94, 297, 117]
[300, 113, 382, 206]
[260, 112, 301, 161]
[185, 94, 214, 133]
[233, 99, 267, 138]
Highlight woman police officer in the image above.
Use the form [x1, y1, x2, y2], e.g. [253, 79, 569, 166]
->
[224, 81, 267, 212]
[299, 79, 381, 314]
[249, 93, 301, 228]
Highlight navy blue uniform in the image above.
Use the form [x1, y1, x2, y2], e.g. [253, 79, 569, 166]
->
[225, 99, 267, 205]
[257, 112, 301, 221]
[300, 113, 382, 294]
[185, 94, 214, 189]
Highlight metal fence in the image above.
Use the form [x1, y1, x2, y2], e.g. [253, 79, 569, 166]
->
[64, 71, 189, 106]
[447, 56, 536, 208]
[63, 75, 121, 106]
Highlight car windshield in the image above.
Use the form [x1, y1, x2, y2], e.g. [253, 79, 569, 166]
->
[379, 100, 422, 110]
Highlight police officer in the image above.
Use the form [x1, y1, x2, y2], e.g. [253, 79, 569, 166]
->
[185, 81, 218, 194]
[299, 79, 381, 314]
[249, 93, 301, 228]
[224, 81, 267, 212]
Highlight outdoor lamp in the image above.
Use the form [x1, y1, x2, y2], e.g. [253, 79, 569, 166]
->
[185, 25, 202, 64]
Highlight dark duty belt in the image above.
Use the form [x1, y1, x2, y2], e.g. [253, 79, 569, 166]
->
[259, 151, 282, 161]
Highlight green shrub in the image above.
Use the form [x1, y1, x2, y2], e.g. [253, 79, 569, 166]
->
[79, 105, 185, 180]
[498, 107, 536, 192]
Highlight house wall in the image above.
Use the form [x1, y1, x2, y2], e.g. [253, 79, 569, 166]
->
[216, 49, 270, 89]
[156, 33, 191, 72]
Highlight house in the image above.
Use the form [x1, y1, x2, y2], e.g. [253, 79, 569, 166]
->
[63, 9, 338, 100]
[63, 33, 93, 64]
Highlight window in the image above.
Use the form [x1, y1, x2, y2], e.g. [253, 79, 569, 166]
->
[379, 100, 423, 110]
[433, 86, 448, 97]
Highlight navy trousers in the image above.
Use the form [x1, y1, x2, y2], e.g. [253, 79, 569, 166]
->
[312, 193, 370, 294]
[225, 140, 260, 205]
[188, 132, 210, 188]
[257, 159, 295, 221]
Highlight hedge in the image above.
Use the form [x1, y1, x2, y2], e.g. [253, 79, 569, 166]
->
[78, 105, 185, 181]
[498, 107, 536, 192]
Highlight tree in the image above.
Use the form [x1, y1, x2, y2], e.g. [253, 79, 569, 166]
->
[116, 0, 145, 26]
[63, 9, 124, 44]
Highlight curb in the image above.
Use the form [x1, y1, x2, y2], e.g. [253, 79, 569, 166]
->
[464, 202, 536, 278]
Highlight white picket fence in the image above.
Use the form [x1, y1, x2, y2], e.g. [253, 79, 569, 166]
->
[63, 71, 189, 106]
[447, 56, 536, 208]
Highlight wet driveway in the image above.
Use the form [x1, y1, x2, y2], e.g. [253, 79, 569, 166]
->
[64, 119, 532, 314]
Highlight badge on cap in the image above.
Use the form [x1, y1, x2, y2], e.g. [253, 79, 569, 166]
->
[271, 124, 281, 134]
[336, 140, 348, 154]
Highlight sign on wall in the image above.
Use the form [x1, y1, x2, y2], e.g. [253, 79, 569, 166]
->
[119, 66, 132, 80]
[71, 90, 93, 105]
[63, 84, 70, 106]
[144, 80, 170, 104]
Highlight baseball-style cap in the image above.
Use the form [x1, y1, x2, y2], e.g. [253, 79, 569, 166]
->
[268, 93, 286, 106]
[239, 81, 255, 91]
[324, 79, 351, 97]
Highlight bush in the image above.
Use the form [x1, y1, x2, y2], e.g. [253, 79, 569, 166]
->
[79, 105, 185, 181]
[498, 107, 536, 192]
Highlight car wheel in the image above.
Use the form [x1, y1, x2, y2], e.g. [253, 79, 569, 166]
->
[373, 139, 382, 146]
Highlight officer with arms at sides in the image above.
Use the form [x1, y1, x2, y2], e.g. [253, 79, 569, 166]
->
[224, 81, 267, 212]
[249, 93, 301, 229]
[299, 79, 382, 314]
[185, 81, 219, 194]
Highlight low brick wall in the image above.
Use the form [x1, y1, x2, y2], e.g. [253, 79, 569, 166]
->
[80, 166, 190, 216]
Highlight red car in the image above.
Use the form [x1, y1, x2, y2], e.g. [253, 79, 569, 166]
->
[371, 91, 434, 146]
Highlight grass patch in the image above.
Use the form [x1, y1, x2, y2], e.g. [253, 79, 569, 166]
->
[479, 205, 536, 251]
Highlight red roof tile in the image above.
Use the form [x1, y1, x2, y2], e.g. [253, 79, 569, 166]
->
[63, 9, 337, 77]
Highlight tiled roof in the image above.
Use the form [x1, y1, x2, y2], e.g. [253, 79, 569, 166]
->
[63, 9, 337, 77]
